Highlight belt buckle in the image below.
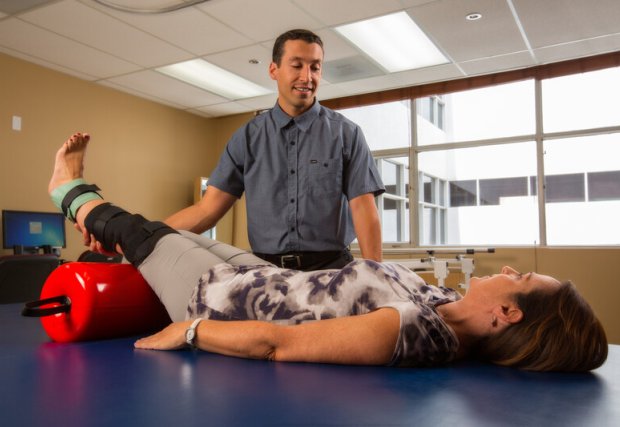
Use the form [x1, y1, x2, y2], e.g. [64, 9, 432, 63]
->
[280, 254, 301, 269]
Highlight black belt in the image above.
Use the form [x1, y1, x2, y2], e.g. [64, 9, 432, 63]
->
[255, 250, 348, 269]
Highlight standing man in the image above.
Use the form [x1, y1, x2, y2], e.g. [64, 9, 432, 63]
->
[166, 29, 385, 270]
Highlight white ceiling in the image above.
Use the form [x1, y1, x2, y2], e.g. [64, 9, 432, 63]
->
[1, 0, 619, 118]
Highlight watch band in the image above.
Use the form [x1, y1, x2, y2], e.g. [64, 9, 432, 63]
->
[185, 318, 203, 348]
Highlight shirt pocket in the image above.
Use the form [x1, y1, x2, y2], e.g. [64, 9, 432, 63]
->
[306, 157, 343, 197]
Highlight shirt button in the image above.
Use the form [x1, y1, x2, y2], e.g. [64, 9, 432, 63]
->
[290, 170, 295, 174]
[291, 227, 295, 232]
[290, 199, 295, 203]
[290, 141, 295, 146]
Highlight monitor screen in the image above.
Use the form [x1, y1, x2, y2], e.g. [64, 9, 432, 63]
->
[2, 210, 66, 249]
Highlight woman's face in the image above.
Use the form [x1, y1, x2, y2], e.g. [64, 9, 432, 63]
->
[467, 266, 560, 302]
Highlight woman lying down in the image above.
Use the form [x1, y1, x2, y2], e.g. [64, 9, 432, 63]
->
[49, 132, 608, 373]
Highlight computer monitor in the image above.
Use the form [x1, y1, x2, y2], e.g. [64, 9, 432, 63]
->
[2, 210, 66, 254]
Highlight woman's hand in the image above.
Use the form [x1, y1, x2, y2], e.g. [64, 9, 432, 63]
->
[134, 321, 192, 351]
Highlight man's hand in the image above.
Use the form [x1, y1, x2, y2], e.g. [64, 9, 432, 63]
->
[74, 222, 117, 256]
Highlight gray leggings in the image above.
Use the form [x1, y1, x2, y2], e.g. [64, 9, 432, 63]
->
[137, 230, 271, 322]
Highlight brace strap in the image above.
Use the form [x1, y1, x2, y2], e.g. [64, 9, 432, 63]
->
[88, 203, 127, 252]
[59, 182, 102, 222]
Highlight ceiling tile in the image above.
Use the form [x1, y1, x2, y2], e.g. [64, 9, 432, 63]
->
[330, 63, 464, 96]
[20, 0, 191, 67]
[99, 80, 186, 109]
[195, 102, 253, 117]
[0, 45, 98, 80]
[393, 63, 465, 87]
[322, 55, 385, 83]
[408, 0, 527, 62]
[236, 93, 279, 111]
[513, 0, 620, 49]
[315, 28, 360, 62]
[89, 3, 252, 56]
[184, 108, 213, 118]
[198, 0, 322, 42]
[103, 70, 228, 108]
[459, 51, 535, 76]
[533, 33, 620, 65]
[316, 82, 350, 101]
[0, 17, 140, 77]
[292, 0, 403, 26]
[0, 0, 54, 14]
[203, 44, 276, 90]
[398, 0, 438, 6]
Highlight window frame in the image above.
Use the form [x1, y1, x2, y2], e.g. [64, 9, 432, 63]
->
[327, 52, 620, 249]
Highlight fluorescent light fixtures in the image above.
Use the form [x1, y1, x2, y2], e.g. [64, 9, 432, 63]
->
[334, 11, 448, 73]
[157, 59, 271, 99]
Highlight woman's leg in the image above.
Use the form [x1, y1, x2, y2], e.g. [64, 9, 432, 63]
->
[138, 233, 227, 321]
[49, 133, 237, 321]
[179, 231, 271, 266]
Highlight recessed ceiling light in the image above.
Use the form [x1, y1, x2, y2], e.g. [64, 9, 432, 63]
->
[157, 59, 271, 100]
[334, 11, 449, 73]
[466, 12, 482, 21]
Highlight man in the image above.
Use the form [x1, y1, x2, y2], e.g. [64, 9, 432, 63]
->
[166, 29, 385, 270]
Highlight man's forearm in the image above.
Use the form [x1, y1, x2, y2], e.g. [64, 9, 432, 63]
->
[357, 224, 383, 261]
[165, 204, 213, 233]
[350, 193, 383, 262]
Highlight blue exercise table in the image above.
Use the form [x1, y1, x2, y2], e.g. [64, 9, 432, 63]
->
[1, 303, 618, 427]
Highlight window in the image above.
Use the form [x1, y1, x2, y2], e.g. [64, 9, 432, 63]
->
[542, 67, 620, 133]
[420, 173, 447, 245]
[194, 177, 216, 240]
[450, 180, 477, 207]
[339, 101, 411, 243]
[545, 174, 585, 203]
[419, 142, 539, 246]
[377, 157, 409, 243]
[417, 80, 535, 146]
[480, 177, 528, 206]
[543, 134, 620, 245]
[335, 62, 620, 247]
[339, 100, 410, 150]
[417, 96, 445, 130]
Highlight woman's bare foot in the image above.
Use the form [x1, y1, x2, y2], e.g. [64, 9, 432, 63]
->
[48, 132, 90, 194]
[48, 132, 112, 251]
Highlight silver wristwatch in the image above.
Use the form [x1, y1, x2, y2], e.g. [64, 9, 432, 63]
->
[185, 318, 203, 348]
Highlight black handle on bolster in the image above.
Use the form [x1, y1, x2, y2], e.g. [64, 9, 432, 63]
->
[21, 295, 71, 317]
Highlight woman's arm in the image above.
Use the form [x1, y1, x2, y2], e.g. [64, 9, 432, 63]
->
[134, 308, 400, 365]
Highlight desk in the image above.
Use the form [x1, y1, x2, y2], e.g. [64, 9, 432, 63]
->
[1, 303, 618, 427]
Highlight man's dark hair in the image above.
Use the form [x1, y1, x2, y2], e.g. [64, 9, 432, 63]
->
[272, 29, 324, 65]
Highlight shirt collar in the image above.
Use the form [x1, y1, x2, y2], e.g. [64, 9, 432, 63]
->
[271, 99, 321, 131]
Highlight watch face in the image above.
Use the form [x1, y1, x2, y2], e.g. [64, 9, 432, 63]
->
[186, 328, 195, 344]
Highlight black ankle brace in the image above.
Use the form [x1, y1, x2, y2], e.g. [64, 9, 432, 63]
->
[84, 203, 178, 267]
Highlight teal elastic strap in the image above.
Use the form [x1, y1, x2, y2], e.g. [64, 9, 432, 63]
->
[50, 178, 103, 222]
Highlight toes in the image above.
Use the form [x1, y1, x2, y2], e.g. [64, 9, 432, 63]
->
[66, 132, 90, 150]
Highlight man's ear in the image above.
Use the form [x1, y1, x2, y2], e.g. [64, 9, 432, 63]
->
[494, 304, 523, 325]
[269, 62, 278, 81]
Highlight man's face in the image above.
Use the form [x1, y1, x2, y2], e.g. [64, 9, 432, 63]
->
[269, 39, 323, 117]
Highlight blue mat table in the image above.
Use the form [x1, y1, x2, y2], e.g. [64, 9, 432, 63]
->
[1, 303, 618, 427]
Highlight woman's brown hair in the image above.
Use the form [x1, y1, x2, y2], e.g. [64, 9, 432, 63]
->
[475, 281, 608, 372]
